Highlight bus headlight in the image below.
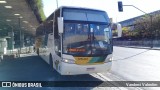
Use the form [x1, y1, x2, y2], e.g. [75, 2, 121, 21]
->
[109, 57, 113, 62]
[105, 57, 113, 63]
[62, 58, 75, 64]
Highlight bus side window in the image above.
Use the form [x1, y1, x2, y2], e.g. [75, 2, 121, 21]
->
[54, 9, 61, 57]
[54, 9, 60, 39]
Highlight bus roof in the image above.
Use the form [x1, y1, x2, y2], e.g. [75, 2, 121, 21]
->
[61, 6, 109, 23]
[45, 6, 107, 21]
[43, 6, 109, 23]
[59, 6, 106, 12]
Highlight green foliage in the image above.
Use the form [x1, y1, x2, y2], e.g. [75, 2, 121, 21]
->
[35, 0, 43, 8]
[122, 27, 130, 36]
[112, 30, 117, 36]
[134, 14, 160, 39]
[35, 0, 46, 21]
[39, 8, 46, 21]
[112, 26, 130, 37]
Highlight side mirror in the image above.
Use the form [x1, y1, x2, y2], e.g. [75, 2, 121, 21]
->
[111, 23, 122, 38]
[57, 17, 64, 33]
[117, 23, 122, 37]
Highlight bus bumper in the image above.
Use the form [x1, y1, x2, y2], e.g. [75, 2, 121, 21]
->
[59, 62, 112, 75]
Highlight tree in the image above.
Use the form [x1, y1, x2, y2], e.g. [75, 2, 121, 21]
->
[122, 27, 130, 37]
[134, 14, 160, 40]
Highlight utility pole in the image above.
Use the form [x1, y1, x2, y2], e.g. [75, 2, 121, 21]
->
[18, 16, 23, 56]
[56, 0, 58, 8]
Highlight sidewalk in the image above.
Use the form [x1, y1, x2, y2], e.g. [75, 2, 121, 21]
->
[6, 46, 34, 55]
[115, 45, 160, 50]
[19, 52, 37, 57]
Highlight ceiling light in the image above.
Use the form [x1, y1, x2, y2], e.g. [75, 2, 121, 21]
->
[4, 6, 12, 8]
[0, 1, 6, 3]
[6, 19, 11, 22]
[19, 16, 23, 18]
[14, 14, 20, 16]
[21, 27, 25, 28]
[23, 21, 28, 23]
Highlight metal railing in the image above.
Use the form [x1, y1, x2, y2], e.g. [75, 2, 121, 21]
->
[113, 40, 160, 48]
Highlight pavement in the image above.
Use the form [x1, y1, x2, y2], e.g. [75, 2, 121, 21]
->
[6, 46, 34, 55]
[0, 53, 126, 90]
[1, 48, 158, 90]
[112, 46, 160, 90]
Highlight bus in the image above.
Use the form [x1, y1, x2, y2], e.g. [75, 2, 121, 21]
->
[35, 6, 122, 75]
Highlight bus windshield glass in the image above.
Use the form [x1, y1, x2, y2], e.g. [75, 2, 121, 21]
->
[63, 23, 111, 56]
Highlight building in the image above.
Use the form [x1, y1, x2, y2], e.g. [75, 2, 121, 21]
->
[119, 10, 160, 27]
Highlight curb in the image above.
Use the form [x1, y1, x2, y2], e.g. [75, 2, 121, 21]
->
[115, 46, 160, 50]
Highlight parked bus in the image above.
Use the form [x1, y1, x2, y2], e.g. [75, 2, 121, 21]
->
[35, 6, 122, 75]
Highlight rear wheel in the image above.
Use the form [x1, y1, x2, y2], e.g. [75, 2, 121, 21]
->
[49, 54, 53, 70]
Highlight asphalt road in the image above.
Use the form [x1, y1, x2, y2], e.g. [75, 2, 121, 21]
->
[0, 54, 118, 90]
[111, 46, 160, 81]
[1, 47, 160, 90]
[102, 46, 160, 90]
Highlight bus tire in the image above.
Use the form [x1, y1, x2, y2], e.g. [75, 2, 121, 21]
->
[49, 54, 54, 70]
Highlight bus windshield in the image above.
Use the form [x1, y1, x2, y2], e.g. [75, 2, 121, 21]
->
[63, 23, 111, 56]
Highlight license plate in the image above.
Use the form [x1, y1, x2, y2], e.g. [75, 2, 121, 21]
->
[86, 67, 95, 71]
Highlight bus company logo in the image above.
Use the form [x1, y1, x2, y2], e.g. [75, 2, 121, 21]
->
[2, 82, 11, 87]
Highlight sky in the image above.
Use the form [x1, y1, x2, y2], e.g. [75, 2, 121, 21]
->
[42, 0, 160, 22]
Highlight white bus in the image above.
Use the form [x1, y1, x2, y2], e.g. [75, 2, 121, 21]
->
[35, 6, 121, 75]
